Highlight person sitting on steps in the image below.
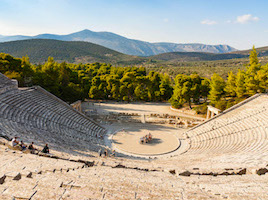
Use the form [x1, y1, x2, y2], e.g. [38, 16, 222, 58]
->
[41, 144, 49, 154]
[111, 150, 116, 157]
[104, 149, 108, 157]
[98, 148, 102, 157]
[28, 142, 38, 154]
[148, 133, 152, 141]
[19, 140, 27, 151]
[11, 137, 19, 147]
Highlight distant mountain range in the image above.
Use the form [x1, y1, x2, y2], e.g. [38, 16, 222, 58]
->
[0, 39, 266, 65]
[0, 29, 237, 56]
[149, 46, 268, 62]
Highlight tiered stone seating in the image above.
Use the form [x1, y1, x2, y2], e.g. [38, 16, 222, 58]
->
[0, 72, 18, 94]
[1, 70, 268, 199]
[0, 145, 267, 200]
[184, 94, 268, 156]
[0, 75, 106, 153]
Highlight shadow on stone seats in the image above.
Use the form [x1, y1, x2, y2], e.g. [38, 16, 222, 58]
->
[112, 139, 122, 145]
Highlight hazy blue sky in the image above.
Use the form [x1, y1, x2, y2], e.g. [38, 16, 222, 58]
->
[0, 0, 267, 50]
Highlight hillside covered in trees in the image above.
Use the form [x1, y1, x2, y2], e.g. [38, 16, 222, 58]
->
[0, 47, 267, 113]
[0, 39, 146, 65]
[0, 54, 173, 103]
[170, 47, 268, 111]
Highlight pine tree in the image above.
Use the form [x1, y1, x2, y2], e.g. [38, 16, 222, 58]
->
[170, 74, 192, 108]
[256, 64, 268, 93]
[235, 70, 246, 98]
[225, 71, 236, 97]
[249, 46, 259, 66]
[200, 78, 210, 102]
[189, 73, 202, 103]
[208, 73, 225, 105]
[159, 73, 173, 101]
[245, 46, 261, 95]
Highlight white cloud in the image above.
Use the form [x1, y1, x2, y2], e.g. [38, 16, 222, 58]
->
[201, 19, 217, 25]
[236, 14, 259, 24]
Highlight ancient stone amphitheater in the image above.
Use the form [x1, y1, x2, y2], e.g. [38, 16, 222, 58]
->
[0, 73, 267, 200]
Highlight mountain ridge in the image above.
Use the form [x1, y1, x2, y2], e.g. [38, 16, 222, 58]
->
[148, 46, 268, 62]
[0, 38, 267, 65]
[0, 29, 237, 56]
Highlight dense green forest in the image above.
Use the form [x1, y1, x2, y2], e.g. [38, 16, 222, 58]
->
[0, 47, 267, 112]
[0, 54, 173, 103]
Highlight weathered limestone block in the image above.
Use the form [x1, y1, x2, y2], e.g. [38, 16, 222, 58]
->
[113, 164, 126, 168]
[26, 172, 32, 178]
[237, 168, 247, 175]
[179, 170, 192, 176]
[0, 175, 6, 184]
[85, 161, 95, 167]
[256, 168, 268, 175]
[219, 171, 233, 176]
[13, 173, 21, 180]
[201, 172, 213, 176]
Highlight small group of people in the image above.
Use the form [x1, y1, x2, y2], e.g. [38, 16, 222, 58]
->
[98, 148, 115, 158]
[140, 133, 152, 144]
[11, 137, 49, 154]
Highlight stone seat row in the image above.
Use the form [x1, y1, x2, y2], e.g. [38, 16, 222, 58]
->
[190, 114, 267, 142]
[184, 95, 268, 155]
[186, 102, 267, 138]
[19, 89, 90, 124]
[0, 114, 105, 144]
[187, 126, 268, 154]
[0, 117, 104, 153]
[0, 100, 104, 139]
[0, 89, 105, 137]
[0, 89, 99, 130]
[2, 160, 268, 200]
[0, 74, 16, 88]
[0, 87, 106, 152]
